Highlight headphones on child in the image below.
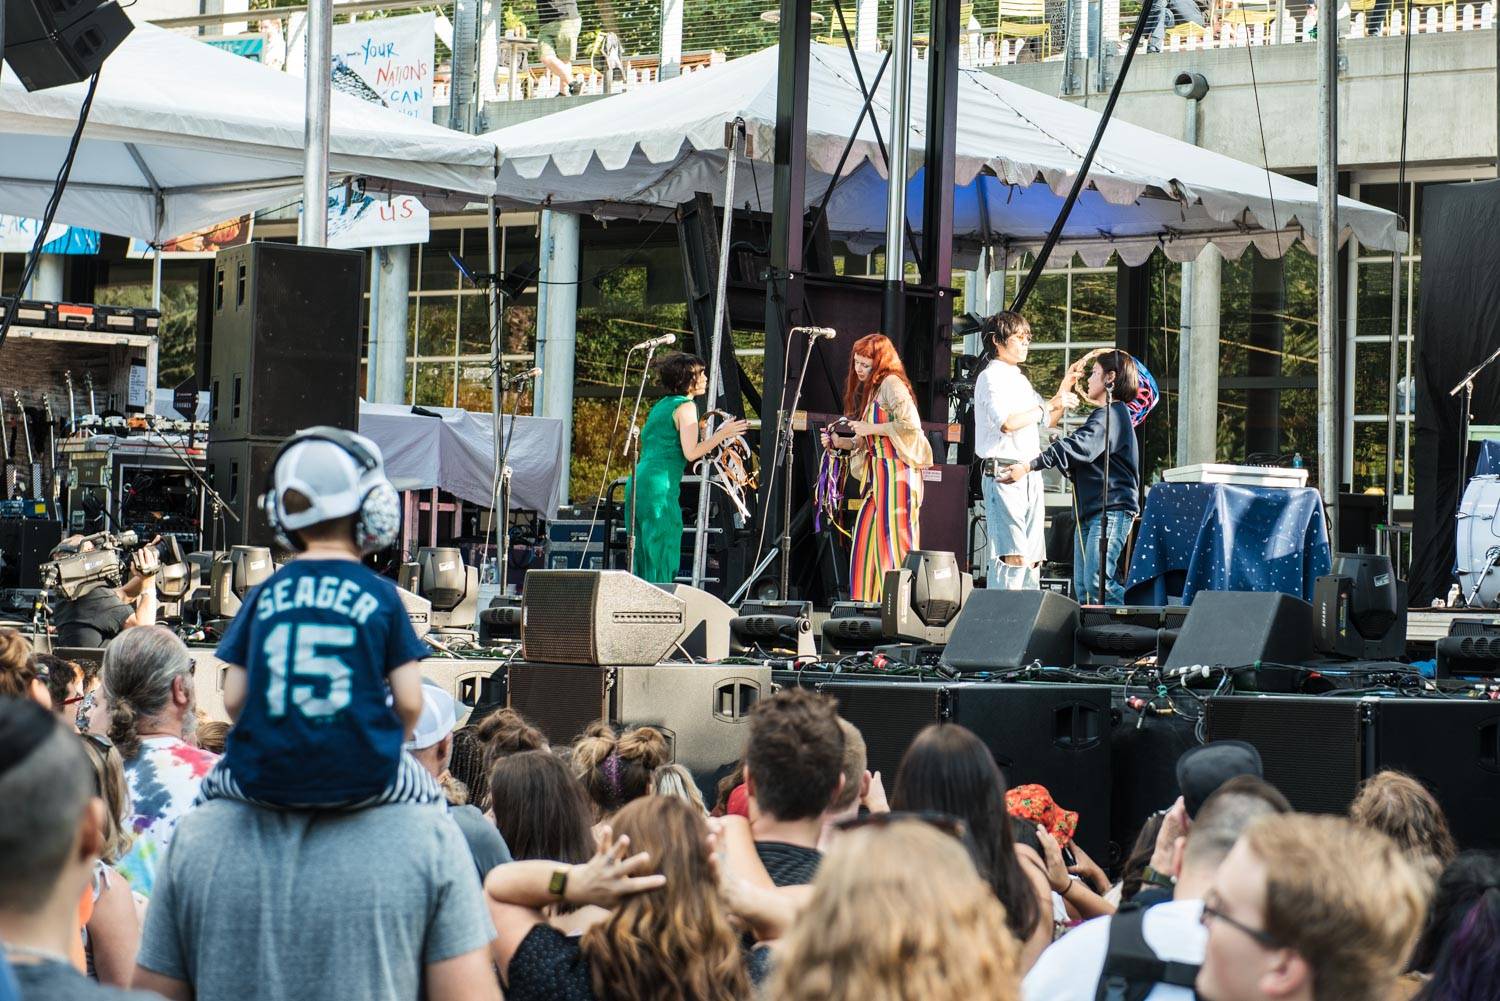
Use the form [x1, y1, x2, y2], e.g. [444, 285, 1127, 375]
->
[261, 426, 402, 555]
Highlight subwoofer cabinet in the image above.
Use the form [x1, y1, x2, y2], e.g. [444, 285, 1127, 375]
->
[1205, 694, 1500, 850]
[819, 680, 1114, 860]
[507, 661, 771, 798]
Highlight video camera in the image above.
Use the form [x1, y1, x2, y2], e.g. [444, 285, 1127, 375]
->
[41, 531, 185, 600]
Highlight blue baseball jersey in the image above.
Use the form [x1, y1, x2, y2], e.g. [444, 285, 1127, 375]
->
[215, 559, 429, 804]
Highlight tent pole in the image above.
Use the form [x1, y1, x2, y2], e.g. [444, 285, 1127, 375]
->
[690, 119, 745, 591]
[1316, 0, 1340, 542]
[881, 0, 914, 336]
[151, 252, 162, 310]
[299, 0, 333, 246]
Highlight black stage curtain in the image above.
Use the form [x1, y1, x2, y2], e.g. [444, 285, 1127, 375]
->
[1410, 180, 1500, 604]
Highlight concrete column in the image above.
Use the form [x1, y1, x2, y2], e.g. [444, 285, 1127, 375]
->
[28, 254, 65, 301]
[1177, 245, 1221, 465]
[536, 210, 580, 505]
[369, 245, 411, 405]
[659, 0, 683, 79]
[856, 0, 879, 51]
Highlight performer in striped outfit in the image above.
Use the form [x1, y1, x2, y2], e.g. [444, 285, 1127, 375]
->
[821, 333, 933, 602]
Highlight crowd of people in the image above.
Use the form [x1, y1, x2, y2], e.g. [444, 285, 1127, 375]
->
[2, 426, 1497, 1001]
[3, 631, 1497, 1001]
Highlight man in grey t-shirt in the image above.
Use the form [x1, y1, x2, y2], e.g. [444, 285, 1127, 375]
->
[134, 800, 499, 1001]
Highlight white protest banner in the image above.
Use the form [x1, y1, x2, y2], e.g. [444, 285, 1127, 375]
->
[330, 13, 435, 121]
[0, 216, 71, 253]
[323, 189, 431, 250]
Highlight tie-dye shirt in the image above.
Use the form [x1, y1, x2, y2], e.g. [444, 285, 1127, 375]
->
[118, 736, 218, 898]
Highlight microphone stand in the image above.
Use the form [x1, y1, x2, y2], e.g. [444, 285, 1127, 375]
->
[624, 344, 661, 575]
[1448, 342, 1500, 521]
[774, 336, 819, 600]
[494, 371, 533, 593]
[1099, 378, 1114, 606]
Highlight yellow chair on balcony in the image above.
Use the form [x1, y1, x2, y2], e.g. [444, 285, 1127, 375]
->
[1219, 0, 1278, 29]
[996, 0, 1053, 59]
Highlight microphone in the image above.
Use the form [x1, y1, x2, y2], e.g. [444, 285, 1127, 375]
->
[631, 333, 677, 351]
[501, 367, 542, 387]
[791, 326, 837, 341]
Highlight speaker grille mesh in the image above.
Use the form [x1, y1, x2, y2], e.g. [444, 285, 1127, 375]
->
[1205, 696, 1363, 814]
[821, 682, 944, 779]
[508, 662, 611, 747]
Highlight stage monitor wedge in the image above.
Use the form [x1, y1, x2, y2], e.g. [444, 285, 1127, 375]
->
[522, 569, 685, 665]
[939, 589, 1079, 672]
[2, 0, 133, 92]
[1163, 591, 1315, 675]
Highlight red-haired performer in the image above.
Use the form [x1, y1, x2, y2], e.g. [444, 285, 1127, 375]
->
[820, 334, 933, 602]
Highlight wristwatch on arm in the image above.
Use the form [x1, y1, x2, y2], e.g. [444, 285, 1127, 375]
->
[547, 866, 570, 899]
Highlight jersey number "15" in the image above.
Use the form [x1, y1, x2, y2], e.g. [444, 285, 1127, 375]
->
[263, 622, 354, 719]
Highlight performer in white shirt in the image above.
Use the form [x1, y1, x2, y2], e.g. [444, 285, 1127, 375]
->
[973, 312, 1076, 589]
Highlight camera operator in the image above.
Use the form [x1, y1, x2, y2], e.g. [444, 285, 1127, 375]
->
[49, 535, 161, 647]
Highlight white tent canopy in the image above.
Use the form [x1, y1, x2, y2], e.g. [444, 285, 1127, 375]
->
[0, 20, 498, 242]
[489, 45, 1402, 265]
[358, 402, 565, 516]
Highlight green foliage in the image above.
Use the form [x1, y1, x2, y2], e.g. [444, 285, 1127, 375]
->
[95, 280, 198, 389]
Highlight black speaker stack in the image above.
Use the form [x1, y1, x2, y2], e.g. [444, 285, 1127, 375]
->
[820, 679, 1114, 861]
[205, 243, 363, 548]
[1205, 694, 1500, 851]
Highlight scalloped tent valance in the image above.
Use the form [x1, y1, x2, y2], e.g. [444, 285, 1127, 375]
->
[488, 44, 1402, 262]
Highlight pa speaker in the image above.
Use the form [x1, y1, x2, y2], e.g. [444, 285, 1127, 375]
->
[1204, 695, 1369, 815]
[507, 661, 769, 798]
[521, 570, 685, 665]
[821, 679, 1113, 860]
[209, 243, 362, 440]
[2, 0, 132, 92]
[662, 583, 734, 661]
[418, 658, 507, 728]
[1372, 699, 1500, 851]
[1163, 591, 1315, 675]
[939, 589, 1079, 672]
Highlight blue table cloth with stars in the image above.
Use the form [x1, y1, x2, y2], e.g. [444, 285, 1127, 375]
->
[1123, 482, 1332, 606]
[1475, 440, 1500, 477]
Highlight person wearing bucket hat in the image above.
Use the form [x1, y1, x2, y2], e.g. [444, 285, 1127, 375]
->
[1177, 742, 1264, 819]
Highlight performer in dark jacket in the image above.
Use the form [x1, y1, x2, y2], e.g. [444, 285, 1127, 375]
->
[1000, 349, 1140, 604]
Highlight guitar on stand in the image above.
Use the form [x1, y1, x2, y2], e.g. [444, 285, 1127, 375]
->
[0, 397, 11, 500]
[43, 394, 60, 518]
[64, 371, 77, 437]
[14, 392, 41, 501]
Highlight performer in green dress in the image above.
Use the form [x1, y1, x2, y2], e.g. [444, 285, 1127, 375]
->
[626, 353, 748, 583]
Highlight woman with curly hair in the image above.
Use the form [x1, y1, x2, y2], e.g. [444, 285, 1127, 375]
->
[820, 333, 933, 602]
[625, 352, 748, 584]
[767, 817, 1021, 1001]
[486, 794, 767, 1001]
[570, 721, 672, 819]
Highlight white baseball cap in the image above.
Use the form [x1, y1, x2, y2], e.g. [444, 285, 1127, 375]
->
[406, 682, 458, 751]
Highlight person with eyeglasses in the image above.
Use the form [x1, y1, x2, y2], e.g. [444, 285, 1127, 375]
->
[973, 312, 1077, 590]
[1194, 814, 1430, 1001]
[1022, 779, 1289, 1001]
